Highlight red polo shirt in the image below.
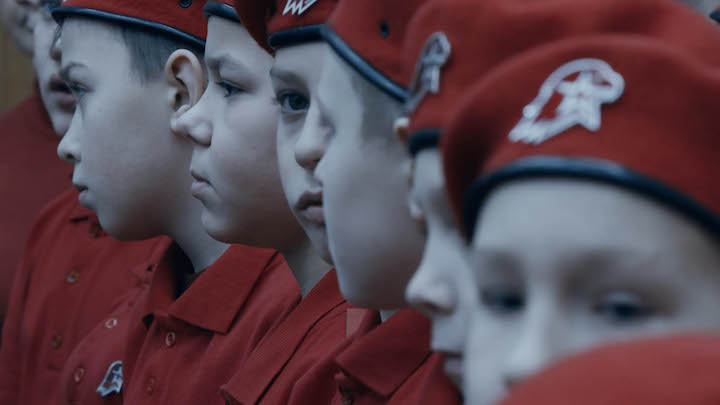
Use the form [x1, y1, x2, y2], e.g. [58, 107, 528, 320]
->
[0, 187, 166, 404]
[289, 309, 461, 405]
[221, 269, 354, 405]
[60, 243, 301, 405]
[0, 88, 72, 326]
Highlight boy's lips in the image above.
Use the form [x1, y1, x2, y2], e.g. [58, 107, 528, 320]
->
[441, 352, 464, 389]
[296, 190, 324, 225]
[189, 169, 212, 198]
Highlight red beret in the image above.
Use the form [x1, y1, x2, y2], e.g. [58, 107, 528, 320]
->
[322, 0, 429, 102]
[233, 0, 337, 52]
[405, 0, 720, 150]
[433, 0, 720, 240]
[204, 0, 240, 23]
[500, 334, 720, 405]
[52, 0, 207, 48]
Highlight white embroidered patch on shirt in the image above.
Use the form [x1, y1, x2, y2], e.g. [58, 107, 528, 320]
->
[96, 361, 123, 397]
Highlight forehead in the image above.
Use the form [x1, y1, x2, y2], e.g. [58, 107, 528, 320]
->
[206, 16, 256, 56]
[473, 178, 708, 254]
[272, 42, 326, 82]
[412, 149, 444, 194]
[61, 18, 125, 62]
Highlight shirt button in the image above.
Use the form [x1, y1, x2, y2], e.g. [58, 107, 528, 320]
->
[50, 333, 63, 349]
[73, 367, 85, 383]
[65, 268, 81, 284]
[146, 377, 156, 395]
[105, 318, 118, 329]
[165, 331, 176, 347]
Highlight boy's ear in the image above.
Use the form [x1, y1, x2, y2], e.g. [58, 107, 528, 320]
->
[165, 49, 205, 123]
[394, 116, 410, 145]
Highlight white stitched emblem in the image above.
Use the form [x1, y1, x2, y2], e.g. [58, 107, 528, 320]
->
[283, 0, 319, 15]
[405, 32, 452, 114]
[509, 58, 624, 145]
[96, 361, 123, 397]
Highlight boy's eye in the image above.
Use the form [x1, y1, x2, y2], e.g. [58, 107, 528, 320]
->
[216, 81, 243, 98]
[276, 92, 309, 114]
[593, 291, 652, 324]
[481, 287, 525, 316]
[68, 83, 87, 100]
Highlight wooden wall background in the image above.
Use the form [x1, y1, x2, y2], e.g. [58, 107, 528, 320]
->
[0, 27, 34, 113]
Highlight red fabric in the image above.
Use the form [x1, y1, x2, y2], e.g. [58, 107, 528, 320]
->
[59, 243, 300, 405]
[289, 309, 461, 405]
[327, 0, 428, 88]
[500, 333, 720, 405]
[233, 0, 337, 51]
[57, 0, 207, 41]
[0, 187, 165, 404]
[436, 0, 720, 230]
[0, 89, 72, 327]
[221, 269, 352, 405]
[406, 0, 720, 137]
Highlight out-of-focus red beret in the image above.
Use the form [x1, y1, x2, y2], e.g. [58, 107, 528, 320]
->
[404, 0, 720, 154]
[429, 0, 720, 239]
[500, 334, 720, 405]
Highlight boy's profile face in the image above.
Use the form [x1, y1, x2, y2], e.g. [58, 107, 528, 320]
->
[315, 49, 424, 309]
[270, 42, 332, 262]
[32, 0, 74, 135]
[404, 148, 475, 390]
[58, 19, 193, 240]
[179, 16, 302, 248]
[464, 178, 720, 405]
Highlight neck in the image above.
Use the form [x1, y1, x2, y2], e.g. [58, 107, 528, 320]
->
[282, 238, 333, 298]
[168, 199, 229, 273]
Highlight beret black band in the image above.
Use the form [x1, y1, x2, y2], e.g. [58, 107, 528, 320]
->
[463, 156, 720, 242]
[204, 1, 240, 23]
[321, 24, 407, 102]
[52, 6, 206, 49]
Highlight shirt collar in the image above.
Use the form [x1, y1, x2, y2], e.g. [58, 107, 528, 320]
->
[334, 309, 433, 397]
[221, 269, 347, 404]
[168, 245, 283, 334]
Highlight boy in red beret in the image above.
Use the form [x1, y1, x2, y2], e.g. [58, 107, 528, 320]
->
[276, 0, 460, 403]
[49, 1, 302, 403]
[403, 0, 720, 403]
[176, 4, 354, 404]
[0, 0, 73, 329]
[200, 1, 367, 404]
[0, 3, 170, 404]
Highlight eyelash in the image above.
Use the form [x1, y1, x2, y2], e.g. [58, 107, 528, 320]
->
[67, 83, 87, 100]
[215, 81, 243, 98]
[274, 91, 310, 115]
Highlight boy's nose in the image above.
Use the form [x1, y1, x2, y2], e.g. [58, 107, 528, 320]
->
[406, 247, 456, 318]
[502, 305, 564, 390]
[57, 127, 80, 163]
[172, 103, 212, 146]
[294, 109, 330, 171]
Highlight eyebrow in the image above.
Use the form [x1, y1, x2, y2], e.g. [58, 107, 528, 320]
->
[269, 65, 305, 87]
[59, 62, 88, 83]
[206, 54, 251, 76]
